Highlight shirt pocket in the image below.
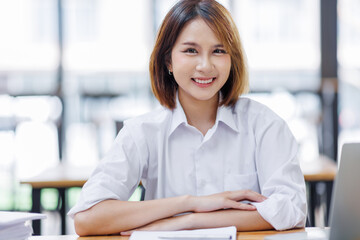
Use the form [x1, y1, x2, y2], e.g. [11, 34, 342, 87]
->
[224, 172, 259, 192]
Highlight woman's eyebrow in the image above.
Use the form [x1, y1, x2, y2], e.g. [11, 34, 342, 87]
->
[181, 42, 198, 47]
[181, 42, 225, 48]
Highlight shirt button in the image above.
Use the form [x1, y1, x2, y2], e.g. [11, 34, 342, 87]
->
[198, 179, 205, 187]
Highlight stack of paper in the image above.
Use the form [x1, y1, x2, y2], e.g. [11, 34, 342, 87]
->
[130, 226, 237, 240]
[0, 211, 46, 240]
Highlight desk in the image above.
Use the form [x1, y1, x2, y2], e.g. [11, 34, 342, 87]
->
[20, 164, 93, 235]
[22, 156, 336, 235]
[28, 228, 325, 240]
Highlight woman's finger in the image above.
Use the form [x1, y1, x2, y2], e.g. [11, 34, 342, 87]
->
[229, 190, 267, 202]
[225, 199, 257, 210]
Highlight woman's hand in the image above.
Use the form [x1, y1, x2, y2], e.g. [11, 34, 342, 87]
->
[120, 190, 267, 235]
[190, 190, 267, 213]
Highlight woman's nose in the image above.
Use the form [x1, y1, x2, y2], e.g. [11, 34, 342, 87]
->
[196, 55, 213, 73]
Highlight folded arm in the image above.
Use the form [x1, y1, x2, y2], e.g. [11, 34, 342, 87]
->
[190, 209, 273, 231]
[74, 190, 267, 236]
[121, 209, 273, 235]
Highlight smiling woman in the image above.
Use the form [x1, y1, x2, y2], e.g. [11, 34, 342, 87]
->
[166, 17, 233, 135]
[68, 0, 307, 236]
[150, 0, 248, 110]
[169, 18, 231, 105]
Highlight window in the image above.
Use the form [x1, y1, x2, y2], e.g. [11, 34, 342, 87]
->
[234, 0, 320, 91]
[338, 0, 360, 155]
[62, 0, 154, 165]
[231, 0, 322, 164]
[0, 0, 60, 212]
[0, 0, 58, 95]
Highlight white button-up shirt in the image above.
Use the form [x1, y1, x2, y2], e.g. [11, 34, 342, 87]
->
[68, 97, 307, 230]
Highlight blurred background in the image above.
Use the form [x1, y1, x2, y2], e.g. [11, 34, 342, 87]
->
[0, 0, 359, 235]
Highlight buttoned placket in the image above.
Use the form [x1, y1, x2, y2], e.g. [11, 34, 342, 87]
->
[191, 122, 220, 196]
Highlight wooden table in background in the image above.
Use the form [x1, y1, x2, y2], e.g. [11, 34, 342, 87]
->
[22, 155, 337, 235]
[20, 164, 93, 235]
[301, 155, 337, 227]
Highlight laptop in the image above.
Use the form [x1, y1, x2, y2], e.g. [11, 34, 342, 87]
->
[265, 143, 360, 240]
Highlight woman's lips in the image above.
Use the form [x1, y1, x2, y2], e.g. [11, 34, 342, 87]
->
[191, 77, 216, 84]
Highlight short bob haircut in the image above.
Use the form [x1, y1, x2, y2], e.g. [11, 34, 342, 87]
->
[150, 0, 249, 109]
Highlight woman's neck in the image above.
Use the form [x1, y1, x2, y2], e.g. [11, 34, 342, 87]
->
[178, 91, 219, 136]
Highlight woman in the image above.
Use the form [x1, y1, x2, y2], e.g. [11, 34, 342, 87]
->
[69, 0, 307, 236]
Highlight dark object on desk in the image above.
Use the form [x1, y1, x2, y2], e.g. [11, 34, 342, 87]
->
[327, 143, 360, 240]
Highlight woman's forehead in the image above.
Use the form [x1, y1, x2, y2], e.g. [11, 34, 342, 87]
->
[175, 18, 224, 46]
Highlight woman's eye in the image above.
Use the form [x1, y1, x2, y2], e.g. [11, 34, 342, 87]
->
[183, 48, 197, 54]
[214, 49, 227, 54]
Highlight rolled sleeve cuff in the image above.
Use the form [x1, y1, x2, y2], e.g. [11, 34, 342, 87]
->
[67, 199, 104, 219]
[252, 195, 306, 230]
[67, 186, 127, 219]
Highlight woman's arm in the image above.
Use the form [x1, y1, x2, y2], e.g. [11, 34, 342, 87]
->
[190, 209, 273, 231]
[121, 209, 273, 235]
[74, 195, 191, 236]
[74, 190, 266, 236]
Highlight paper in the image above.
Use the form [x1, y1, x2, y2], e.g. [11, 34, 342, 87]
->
[129, 226, 236, 240]
[0, 211, 46, 228]
[0, 211, 46, 240]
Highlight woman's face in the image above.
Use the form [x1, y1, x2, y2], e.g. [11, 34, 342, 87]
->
[169, 17, 231, 105]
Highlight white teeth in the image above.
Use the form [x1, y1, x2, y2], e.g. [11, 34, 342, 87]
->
[193, 78, 214, 84]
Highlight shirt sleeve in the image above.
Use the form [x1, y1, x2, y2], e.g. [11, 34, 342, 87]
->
[67, 123, 146, 218]
[251, 114, 307, 230]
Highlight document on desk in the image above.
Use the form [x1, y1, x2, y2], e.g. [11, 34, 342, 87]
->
[129, 226, 236, 240]
[0, 211, 46, 240]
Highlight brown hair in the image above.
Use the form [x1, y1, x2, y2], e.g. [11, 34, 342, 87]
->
[149, 0, 249, 109]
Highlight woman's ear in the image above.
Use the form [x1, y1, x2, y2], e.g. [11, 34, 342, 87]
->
[165, 54, 172, 72]
[166, 60, 172, 72]
[167, 62, 173, 74]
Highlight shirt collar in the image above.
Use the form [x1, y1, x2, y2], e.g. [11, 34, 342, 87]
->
[169, 93, 188, 135]
[216, 104, 239, 133]
[169, 93, 239, 135]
